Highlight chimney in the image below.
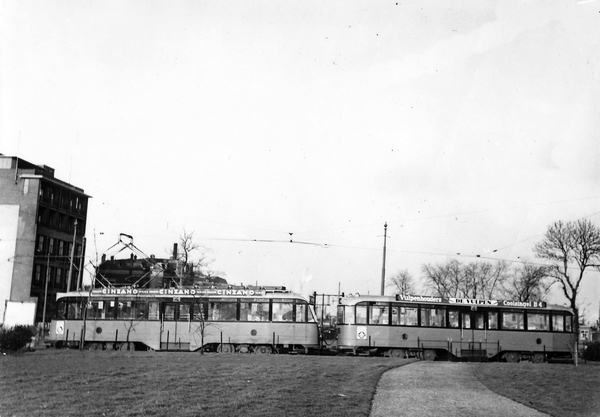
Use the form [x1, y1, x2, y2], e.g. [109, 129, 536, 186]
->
[173, 243, 178, 260]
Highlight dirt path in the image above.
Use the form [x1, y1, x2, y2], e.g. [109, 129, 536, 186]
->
[370, 362, 549, 417]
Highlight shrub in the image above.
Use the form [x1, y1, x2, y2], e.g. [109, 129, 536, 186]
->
[0, 325, 36, 354]
[582, 342, 600, 361]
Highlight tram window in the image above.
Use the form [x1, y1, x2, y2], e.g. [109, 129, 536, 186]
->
[133, 301, 147, 320]
[336, 305, 345, 324]
[209, 300, 237, 321]
[342, 305, 355, 324]
[527, 313, 549, 331]
[400, 306, 418, 326]
[117, 301, 133, 319]
[552, 314, 564, 332]
[164, 304, 177, 321]
[240, 301, 269, 321]
[148, 301, 159, 320]
[296, 303, 307, 322]
[502, 312, 524, 330]
[475, 312, 484, 329]
[273, 302, 294, 322]
[106, 300, 117, 320]
[461, 312, 471, 329]
[369, 304, 389, 325]
[421, 307, 445, 327]
[391, 306, 399, 325]
[192, 302, 207, 321]
[56, 300, 67, 319]
[355, 304, 367, 324]
[66, 301, 83, 319]
[565, 315, 573, 332]
[488, 312, 498, 330]
[448, 310, 460, 328]
[179, 304, 191, 321]
[87, 301, 105, 319]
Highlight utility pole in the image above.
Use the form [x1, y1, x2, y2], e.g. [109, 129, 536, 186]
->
[381, 222, 387, 296]
[66, 220, 77, 292]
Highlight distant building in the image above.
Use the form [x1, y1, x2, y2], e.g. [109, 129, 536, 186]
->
[0, 154, 90, 325]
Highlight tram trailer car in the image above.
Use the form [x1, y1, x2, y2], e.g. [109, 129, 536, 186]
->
[45, 286, 320, 354]
[333, 294, 575, 363]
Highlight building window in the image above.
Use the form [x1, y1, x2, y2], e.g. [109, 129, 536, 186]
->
[34, 265, 43, 284]
[36, 235, 45, 253]
[56, 268, 62, 287]
[23, 179, 29, 194]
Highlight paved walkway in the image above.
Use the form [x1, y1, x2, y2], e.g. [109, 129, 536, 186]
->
[370, 362, 549, 417]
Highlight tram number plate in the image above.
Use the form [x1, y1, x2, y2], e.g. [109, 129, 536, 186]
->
[357, 326, 367, 340]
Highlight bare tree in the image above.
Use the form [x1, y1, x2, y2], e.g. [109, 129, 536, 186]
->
[175, 230, 213, 283]
[422, 259, 463, 298]
[534, 218, 600, 366]
[422, 259, 508, 299]
[502, 262, 551, 302]
[387, 269, 416, 294]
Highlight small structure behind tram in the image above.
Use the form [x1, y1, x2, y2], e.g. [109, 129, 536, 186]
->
[333, 293, 575, 362]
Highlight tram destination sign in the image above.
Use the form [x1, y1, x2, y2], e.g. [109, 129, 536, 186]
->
[396, 294, 546, 308]
[97, 288, 266, 297]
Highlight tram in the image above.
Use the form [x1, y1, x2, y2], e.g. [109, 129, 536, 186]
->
[45, 285, 320, 353]
[333, 293, 575, 362]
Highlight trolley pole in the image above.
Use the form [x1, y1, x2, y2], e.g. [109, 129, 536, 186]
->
[380, 222, 387, 296]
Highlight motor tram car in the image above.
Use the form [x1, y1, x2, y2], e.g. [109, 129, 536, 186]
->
[333, 293, 574, 362]
[45, 285, 320, 354]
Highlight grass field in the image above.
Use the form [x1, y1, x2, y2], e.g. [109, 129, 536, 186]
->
[0, 349, 598, 417]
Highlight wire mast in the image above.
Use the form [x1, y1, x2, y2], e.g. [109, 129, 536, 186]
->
[381, 222, 387, 296]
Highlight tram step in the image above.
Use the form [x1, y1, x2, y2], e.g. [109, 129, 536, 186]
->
[460, 349, 487, 361]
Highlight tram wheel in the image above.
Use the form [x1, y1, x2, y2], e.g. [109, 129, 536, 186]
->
[89, 342, 103, 350]
[389, 348, 407, 358]
[532, 353, 545, 364]
[423, 349, 437, 361]
[504, 352, 520, 363]
[218, 343, 234, 353]
[253, 345, 272, 354]
[119, 342, 132, 351]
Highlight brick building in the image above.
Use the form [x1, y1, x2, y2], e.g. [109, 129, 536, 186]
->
[0, 154, 90, 325]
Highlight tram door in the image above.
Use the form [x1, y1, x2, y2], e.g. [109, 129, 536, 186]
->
[461, 308, 486, 352]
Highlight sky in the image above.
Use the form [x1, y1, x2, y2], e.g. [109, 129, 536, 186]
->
[2, 0, 600, 323]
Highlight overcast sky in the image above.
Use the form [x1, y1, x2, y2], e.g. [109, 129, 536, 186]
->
[2, 0, 600, 322]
